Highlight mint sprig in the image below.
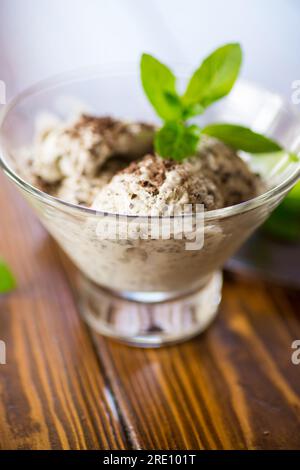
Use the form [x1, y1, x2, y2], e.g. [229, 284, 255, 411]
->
[140, 44, 285, 161]
[0, 260, 16, 294]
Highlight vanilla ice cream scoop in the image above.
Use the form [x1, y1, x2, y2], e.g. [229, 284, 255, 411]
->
[91, 154, 222, 215]
[91, 137, 262, 215]
[33, 114, 154, 183]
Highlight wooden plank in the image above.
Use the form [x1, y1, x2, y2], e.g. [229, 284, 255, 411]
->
[91, 275, 300, 450]
[0, 174, 129, 450]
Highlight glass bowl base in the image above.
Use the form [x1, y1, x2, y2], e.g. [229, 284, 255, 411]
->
[79, 271, 222, 347]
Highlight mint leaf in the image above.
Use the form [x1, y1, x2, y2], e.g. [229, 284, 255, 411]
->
[155, 122, 201, 161]
[289, 153, 300, 163]
[140, 54, 182, 121]
[202, 123, 281, 153]
[0, 260, 16, 294]
[182, 43, 242, 109]
[182, 103, 205, 120]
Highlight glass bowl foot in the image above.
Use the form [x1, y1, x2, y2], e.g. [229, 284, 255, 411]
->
[79, 271, 222, 347]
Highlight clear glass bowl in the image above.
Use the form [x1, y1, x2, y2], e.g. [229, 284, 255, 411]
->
[0, 64, 299, 347]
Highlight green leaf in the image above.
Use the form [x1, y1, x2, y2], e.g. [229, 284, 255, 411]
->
[0, 260, 16, 294]
[286, 180, 300, 202]
[155, 122, 201, 161]
[140, 54, 182, 121]
[182, 102, 205, 120]
[182, 43, 242, 109]
[289, 152, 300, 163]
[202, 123, 282, 153]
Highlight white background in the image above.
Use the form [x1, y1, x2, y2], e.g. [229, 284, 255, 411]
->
[0, 0, 299, 99]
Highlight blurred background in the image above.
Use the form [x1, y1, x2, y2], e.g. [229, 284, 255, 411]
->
[0, 0, 299, 98]
[0, 0, 300, 284]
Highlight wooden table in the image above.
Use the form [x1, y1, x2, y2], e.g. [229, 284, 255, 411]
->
[0, 173, 300, 450]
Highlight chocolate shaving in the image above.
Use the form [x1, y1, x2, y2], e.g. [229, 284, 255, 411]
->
[121, 154, 178, 194]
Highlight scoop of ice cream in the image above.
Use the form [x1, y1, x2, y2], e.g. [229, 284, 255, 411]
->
[91, 153, 223, 214]
[91, 136, 262, 214]
[33, 114, 154, 184]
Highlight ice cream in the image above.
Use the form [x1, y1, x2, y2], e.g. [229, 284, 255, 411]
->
[91, 137, 262, 215]
[25, 113, 262, 212]
[32, 113, 154, 182]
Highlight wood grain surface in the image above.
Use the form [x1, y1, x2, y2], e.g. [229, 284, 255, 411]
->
[0, 172, 300, 450]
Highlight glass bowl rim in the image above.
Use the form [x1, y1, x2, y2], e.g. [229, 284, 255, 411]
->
[0, 63, 300, 221]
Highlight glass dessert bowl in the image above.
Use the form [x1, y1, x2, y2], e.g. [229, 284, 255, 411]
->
[0, 64, 299, 347]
